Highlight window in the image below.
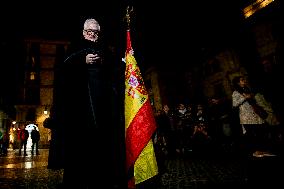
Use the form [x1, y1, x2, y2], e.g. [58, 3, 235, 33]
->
[30, 72, 36, 80]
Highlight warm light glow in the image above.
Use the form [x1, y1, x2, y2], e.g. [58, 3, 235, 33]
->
[0, 161, 48, 169]
[43, 106, 48, 115]
[243, 0, 275, 18]
[9, 127, 15, 143]
[12, 121, 16, 125]
[30, 72, 36, 80]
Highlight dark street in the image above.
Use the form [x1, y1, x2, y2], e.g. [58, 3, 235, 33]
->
[0, 146, 283, 188]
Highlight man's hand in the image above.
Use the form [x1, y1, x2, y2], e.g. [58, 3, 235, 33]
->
[86, 53, 101, 64]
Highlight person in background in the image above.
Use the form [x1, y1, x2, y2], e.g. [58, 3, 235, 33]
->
[0, 130, 3, 155]
[44, 106, 64, 170]
[208, 97, 235, 153]
[31, 126, 40, 155]
[18, 125, 29, 156]
[232, 76, 276, 157]
[0, 131, 9, 156]
[53, 18, 125, 188]
[174, 103, 190, 155]
[154, 105, 173, 155]
[153, 109, 168, 175]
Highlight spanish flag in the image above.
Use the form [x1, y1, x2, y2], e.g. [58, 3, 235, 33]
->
[124, 29, 158, 188]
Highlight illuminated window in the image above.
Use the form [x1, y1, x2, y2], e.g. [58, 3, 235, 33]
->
[30, 72, 36, 80]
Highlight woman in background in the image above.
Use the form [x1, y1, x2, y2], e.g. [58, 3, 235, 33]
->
[232, 76, 276, 157]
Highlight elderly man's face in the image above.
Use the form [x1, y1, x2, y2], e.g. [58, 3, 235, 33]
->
[83, 22, 100, 42]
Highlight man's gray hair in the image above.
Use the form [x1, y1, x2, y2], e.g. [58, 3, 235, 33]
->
[83, 18, 101, 31]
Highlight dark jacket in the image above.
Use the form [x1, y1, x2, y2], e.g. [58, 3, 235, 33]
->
[51, 36, 126, 188]
[31, 129, 40, 142]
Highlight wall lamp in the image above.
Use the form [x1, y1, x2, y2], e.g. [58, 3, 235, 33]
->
[43, 106, 48, 115]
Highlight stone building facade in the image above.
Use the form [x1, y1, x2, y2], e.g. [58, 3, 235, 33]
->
[13, 39, 69, 148]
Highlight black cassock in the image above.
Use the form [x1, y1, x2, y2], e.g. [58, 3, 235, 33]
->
[50, 38, 126, 188]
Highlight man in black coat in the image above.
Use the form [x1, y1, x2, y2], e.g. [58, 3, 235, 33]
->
[52, 18, 125, 189]
[31, 126, 40, 155]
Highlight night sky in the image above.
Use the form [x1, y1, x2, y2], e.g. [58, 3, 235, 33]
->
[1, 0, 244, 68]
[1, 0, 242, 41]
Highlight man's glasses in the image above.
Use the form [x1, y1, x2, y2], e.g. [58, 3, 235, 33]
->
[84, 29, 100, 35]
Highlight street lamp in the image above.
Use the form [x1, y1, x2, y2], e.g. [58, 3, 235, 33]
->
[43, 106, 48, 115]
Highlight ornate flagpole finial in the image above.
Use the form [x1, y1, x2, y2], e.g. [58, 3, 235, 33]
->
[125, 6, 134, 29]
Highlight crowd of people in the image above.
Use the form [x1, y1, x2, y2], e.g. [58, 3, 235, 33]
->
[153, 101, 231, 159]
[153, 79, 283, 167]
[0, 125, 40, 156]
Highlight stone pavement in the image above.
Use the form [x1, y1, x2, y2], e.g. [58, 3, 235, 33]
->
[0, 148, 283, 189]
[137, 145, 284, 189]
[0, 149, 63, 189]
